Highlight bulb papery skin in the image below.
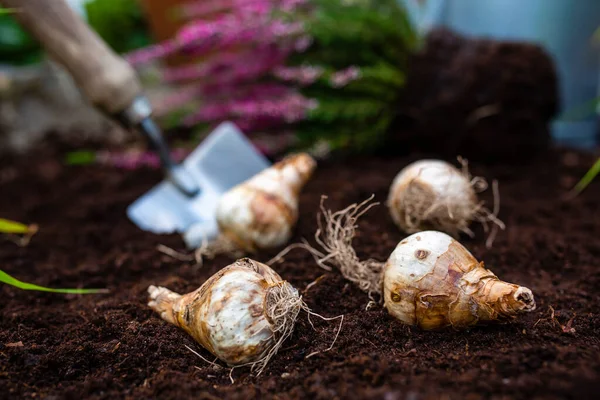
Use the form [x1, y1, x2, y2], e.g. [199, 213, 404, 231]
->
[216, 153, 316, 252]
[148, 258, 299, 366]
[387, 160, 477, 236]
[383, 231, 536, 330]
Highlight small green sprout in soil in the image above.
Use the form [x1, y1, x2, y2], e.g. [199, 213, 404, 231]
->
[0, 218, 36, 234]
[0, 217, 38, 246]
[0, 218, 107, 294]
[569, 157, 600, 197]
[0, 270, 109, 294]
[556, 95, 600, 198]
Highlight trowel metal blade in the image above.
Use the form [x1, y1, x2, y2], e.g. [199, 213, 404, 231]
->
[126, 122, 270, 248]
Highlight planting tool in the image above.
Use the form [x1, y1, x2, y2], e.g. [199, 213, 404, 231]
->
[0, 0, 198, 195]
[2, 0, 271, 247]
[127, 122, 270, 248]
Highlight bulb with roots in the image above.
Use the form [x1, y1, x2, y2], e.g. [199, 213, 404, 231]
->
[387, 158, 504, 248]
[383, 230, 536, 330]
[148, 258, 342, 375]
[148, 258, 303, 375]
[193, 153, 316, 262]
[282, 196, 535, 330]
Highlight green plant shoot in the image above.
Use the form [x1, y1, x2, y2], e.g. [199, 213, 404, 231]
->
[1, 219, 106, 293]
[571, 157, 600, 196]
[0, 269, 109, 294]
[0, 218, 35, 234]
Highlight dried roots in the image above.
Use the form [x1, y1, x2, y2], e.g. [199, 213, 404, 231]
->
[397, 157, 505, 249]
[157, 235, 243, 268]
[251, 281, 303, 376]
[193, 234, 244, 267]
[188, 280, 342, 380]
[271, 195, 385, 301]
[458, 156, 505, 248]
[250, 281, 343, 375]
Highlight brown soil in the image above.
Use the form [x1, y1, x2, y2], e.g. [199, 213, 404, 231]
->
[1, 145, 599, 400]
[393, 28, 558, 164]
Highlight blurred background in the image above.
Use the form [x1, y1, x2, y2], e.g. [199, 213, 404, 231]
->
[0, 0, 599, 162]
[432, 0, 600, 150]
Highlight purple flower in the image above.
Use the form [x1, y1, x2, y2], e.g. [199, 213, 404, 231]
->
[183, 92, 316, 126]
[273, 65, 324, 85]
[330, 66, 362, 88]
[124, 0, 327, 141]
[294, 35, 313, 52]
[125, 40, 179, 66]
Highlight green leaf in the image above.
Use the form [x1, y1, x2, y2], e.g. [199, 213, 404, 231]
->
[284, 0, 416, 153]
[287, 0, 416, 70]
[0, 13, 43, 65]
[0, 7, 17, 14]
[85, 0, 151, 54]
[64, 151, 97, 166]
[159, 106, 199, 130]
[357, 63, 406, 87]
[0, 218, 33, 234]
[307, 96, 390, 123]
[571, 157, 600, 196]
[0, 270, 108, 294]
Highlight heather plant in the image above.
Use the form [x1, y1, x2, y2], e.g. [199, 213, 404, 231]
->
[126, 0, 418, 153]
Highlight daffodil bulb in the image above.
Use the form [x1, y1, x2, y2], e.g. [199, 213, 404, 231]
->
[296, 197, 534, 330]
[387, 159, 504, 246]
[148, 258, 302, 374]
[215, 152, 316, 253]
[383, 231, 536, 330]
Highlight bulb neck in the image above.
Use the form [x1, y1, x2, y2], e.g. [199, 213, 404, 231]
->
[273, 153, 316, 195]
[468, 267, 536, 322]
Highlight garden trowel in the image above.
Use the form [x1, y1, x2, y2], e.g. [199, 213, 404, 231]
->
[127, 122, 270, 248]
[3, 0, 271, 247]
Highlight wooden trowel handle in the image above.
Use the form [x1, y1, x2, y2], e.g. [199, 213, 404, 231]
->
[1, 0, 142, 115]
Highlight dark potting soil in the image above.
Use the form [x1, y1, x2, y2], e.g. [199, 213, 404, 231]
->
[1, 146, 599, 400]
[392, 28, 558, 164]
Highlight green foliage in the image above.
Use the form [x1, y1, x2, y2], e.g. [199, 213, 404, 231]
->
[0, 269, 108, 294]
[557, 95, 599, 197]
[0, 218, 33, 234]
[0, 13, 43, 65]
[288, 0, 418, 153]
[570, 157, 600, 197]
[0, 0, 151, 65]
[64, 150, 97, 166]
[1, 217, 107, 294]
[0, 7, 16, 14]
[160, 104, 203, 131]
[307, 97, 388, 123]
[0, 217, 38, 248]
[85, 0, 151, 54]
